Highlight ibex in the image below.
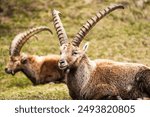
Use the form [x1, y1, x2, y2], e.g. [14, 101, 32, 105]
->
[5, 26, 65, 85]
[52, 4, 150, 99]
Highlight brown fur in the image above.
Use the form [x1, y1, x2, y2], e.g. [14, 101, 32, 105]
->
[5, 53, 65, 85]
[39, 55, 65, 84]
[59, 43, 150, 100]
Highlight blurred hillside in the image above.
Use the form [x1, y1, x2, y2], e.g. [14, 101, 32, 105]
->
[0, 0, 150, 99]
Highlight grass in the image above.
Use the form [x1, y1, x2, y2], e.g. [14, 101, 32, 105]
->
[0, 0, 150, 99]
[0, 84, 70, 100]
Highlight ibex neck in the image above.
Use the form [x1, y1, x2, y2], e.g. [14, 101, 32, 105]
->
[21, 68, 36, 84]
[67, 56, 94, 98]
[21, 55, 41, 85]
[76, 57, 94, 86]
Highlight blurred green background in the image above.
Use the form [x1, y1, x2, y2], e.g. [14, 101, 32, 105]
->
[0, 0, 150, 99]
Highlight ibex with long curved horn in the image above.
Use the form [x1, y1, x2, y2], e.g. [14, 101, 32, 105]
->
[53, 4, 150, 99]
[5, 26, 65, 85]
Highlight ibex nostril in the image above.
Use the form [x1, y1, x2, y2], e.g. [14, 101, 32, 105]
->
[59, 60, 65, 65]
[5, 68, 11, 74]
[5, 68, 8, 72]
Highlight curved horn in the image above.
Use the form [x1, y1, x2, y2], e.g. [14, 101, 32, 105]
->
[72, 4, 124, 46]
[10, 26, 53, 56]
[52, 9, 68, 46]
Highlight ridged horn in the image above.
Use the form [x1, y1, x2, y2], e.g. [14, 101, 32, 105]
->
[10, 26, 53, 56]
[72, 4, 124, 46]
[52, 9, 68, 46]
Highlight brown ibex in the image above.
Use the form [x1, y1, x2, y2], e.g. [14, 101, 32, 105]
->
[52, 4, 150, 99]
[5, 26, 65, 85]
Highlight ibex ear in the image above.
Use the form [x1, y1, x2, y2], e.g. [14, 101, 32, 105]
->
[82, 42, 89, 53]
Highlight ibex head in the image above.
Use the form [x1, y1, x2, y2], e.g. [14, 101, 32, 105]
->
[5, 53, 28, 75]
[52, 4, 124, 70]
[5, 26, 52, 75]
[58, 43, 89, 70]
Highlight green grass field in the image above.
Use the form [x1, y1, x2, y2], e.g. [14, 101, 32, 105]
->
[0, 0, 150, 99]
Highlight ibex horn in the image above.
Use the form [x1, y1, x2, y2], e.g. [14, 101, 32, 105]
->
[52, 9, 68, 46]
[72, 4, 124, 46]
[10, 26, 52, 56]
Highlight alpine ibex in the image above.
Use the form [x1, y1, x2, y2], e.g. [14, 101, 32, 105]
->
[5, 26, 65, 85]
[52, 4, 150, 99]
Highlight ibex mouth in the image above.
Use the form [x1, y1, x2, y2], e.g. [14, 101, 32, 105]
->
[58, 59, 69, 70]
[5, 68, 11, 74]
[5, 68, 15, 75]
[11, 71, 15, 75]
[59, 65, 68, 70]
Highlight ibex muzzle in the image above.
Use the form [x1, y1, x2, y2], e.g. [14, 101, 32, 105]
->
[5, 66, 16, 75]
[5, 68, 15, 75]
[58, 59, 68, 69]
[5, 56, 23, 75]
[58, 44, 70, 70]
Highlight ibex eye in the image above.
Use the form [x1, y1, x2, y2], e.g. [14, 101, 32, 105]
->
[72, 51, 78, 55]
